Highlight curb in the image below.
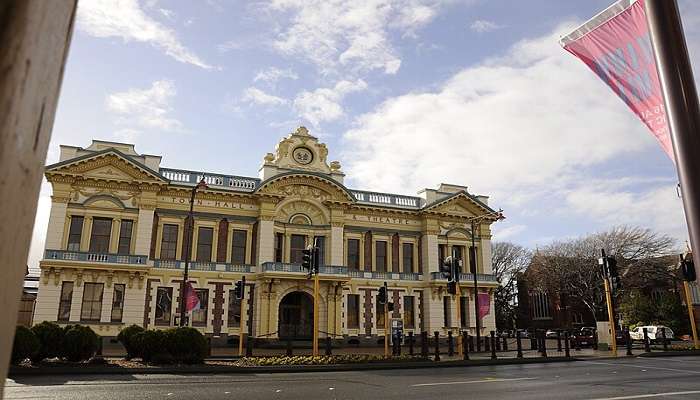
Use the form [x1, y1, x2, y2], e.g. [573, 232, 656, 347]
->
[637, 350, 700, 358]
[9, 356, 579, 377]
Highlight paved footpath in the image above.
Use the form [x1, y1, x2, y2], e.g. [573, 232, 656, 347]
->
[6, 355, 700, 400]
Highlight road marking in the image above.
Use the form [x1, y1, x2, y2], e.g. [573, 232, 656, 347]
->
[587, 390, 700, 399]
[581, 361, 700, 375]
[411, 377, 536, 387]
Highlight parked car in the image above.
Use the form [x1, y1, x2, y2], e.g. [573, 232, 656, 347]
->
[629, 326, 674, 343]
[545, 330, 560, 339]
[576, 327, 596, 347]
[516, 329, 529, 338]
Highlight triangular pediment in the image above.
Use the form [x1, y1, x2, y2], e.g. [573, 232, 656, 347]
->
[256, 172, 355, 203]
[423, 191, 496, 217]
[45, 150, 166, 185]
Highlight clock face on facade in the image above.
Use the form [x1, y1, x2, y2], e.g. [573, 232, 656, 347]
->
[292, 147, 313, 165]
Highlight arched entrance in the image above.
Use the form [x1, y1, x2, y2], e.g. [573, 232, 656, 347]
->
[278, 291, 314, 340]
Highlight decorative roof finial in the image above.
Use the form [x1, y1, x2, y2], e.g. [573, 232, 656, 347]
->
[295, 126, 309, 136]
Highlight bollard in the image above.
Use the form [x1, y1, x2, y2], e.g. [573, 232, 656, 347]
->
[469, 335, 475, 352]
[421, 331, 429, 358]
[516, 331, 523, 359]
[625, 328, 633, 356]
[541, 331, 548, 358]
[448, 331, 454, 357]
[286, 337, 293, 356]
[207, 337, 212, 357]
[564, 331, 571, 358]
[502, 335, 508, 352]
[557, 331, 563, 352]
[495, 334, 502, 351]
[574, 335, 581, 351]
[537, 330, 544, 355]
[326, 336, 332, 356]
[434, 331, 441, 361]
[490, 331, 497, 360]
[409, 332, 414, 356]
[661, 328, 668, 351]
[643, 328, 651, 353]
[463, 332, 470, 360]
[477, 331, 482, 352]
[246, 334, 253, 357]
[97, 337, 104, 356]
[484, 335, 491, 352]
[593, 332, 599, 351]
[530, 335, 537, 350]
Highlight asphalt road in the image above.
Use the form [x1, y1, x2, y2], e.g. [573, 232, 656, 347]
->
[5, 356, 700, 400]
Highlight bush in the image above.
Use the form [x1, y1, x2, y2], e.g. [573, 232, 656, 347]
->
[30, 321, 65, 362]
[150, 352, 175, 365]
[164, 327, 207, 364]
[63, 325, 99, 362]
[117, 325, 145, 360]
[11, 326, 39, 364]
[133, 330, 168, 362]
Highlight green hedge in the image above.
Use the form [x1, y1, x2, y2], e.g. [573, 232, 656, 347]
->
[62, 325, 99, 362]
[117, 324, 145, 360]
[31, 321, 65, 362]
[12, 326, 39, 364]
[164, 327, 207, 364]
[121, 327, 207, 364]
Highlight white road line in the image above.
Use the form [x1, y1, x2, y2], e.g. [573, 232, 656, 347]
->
[411, 377, 536, 387]
[581, 360, 700, 375]
[587, 390, 700, 399]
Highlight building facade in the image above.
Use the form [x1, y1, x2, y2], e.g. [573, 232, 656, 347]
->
[34, 127, 501, 344]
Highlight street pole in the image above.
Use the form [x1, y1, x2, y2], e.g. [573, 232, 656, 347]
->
[603, 277, 618, 357]
[456, 282, 462, 357]
[179, 179, 207, 327]
[384, 297, 389, 357]
[313, 267, 319, 356]
[471, 220, 481, 351]
[645, 0, 700, 276]
[238, 277, 246, 356]
[683, 281, 700, 349]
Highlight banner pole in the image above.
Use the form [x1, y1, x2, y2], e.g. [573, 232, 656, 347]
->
[645, 0, 700, 274]
[683, 281, 700, 350]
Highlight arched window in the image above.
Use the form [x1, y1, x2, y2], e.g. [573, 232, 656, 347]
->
[289, 213, 312, 225]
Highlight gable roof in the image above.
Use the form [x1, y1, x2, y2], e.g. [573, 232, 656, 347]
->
[422, 190, 499, 217]
[45, 148, 167, 183]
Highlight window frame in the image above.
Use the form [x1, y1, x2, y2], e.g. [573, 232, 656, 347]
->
[117, 220, 133, 255]
[160, 224, 179, 260]
[67, 217, 84, 251]
[191, 289, 209, 326]
[290, 234, 306, 264]
[443, 296, 452, 328]
[347, 239, 360, 270]
[111, 284, 126, 322]
[231, 229, 247, 264]
[274, 232, 284, 262]
[57, 281, 74, 321]
[80, 282, 104, 322]
[403, 295, 415, 329]
[402, 243, 414, 273]
[347, 294, 360, 329]
[196, 227, 214, 262]
[375, 241, 387, 272]
[89, 217, 112, 253]
[155, 286, 173, 325]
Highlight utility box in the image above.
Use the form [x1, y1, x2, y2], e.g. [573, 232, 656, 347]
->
[391, 319, 404, 345]
[596, 321, 611, 351]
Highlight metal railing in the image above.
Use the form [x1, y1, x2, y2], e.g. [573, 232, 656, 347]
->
[153, 259, 255, 273]
[430, 271, 498, 283]
[261, 262, 422, 280]
[350, 189, 423, 208]
[45, 249, 147, 265]
[160, 167, 259, 191]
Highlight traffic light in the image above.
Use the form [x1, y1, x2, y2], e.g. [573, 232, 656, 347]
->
[454, 258, 462, 283]
[607, 256, 618, 278]
[611, 275, 623, 291]
[378, 282, 388, 305]
[681, 254, 697, 282]
[302, 245, 314, 275]
[234, 276, 246, 300]
[440, 256, 453, 280]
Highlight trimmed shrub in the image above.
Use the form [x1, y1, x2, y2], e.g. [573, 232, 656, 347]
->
[133, 330, 168, 362]
[30, 321, 65, 362]
[63, 325, 99, 362]
[150, 352, 175, 365]
[164, 327, 207, 364]
[11, 326, 39, 364]
[117, 324, 146, 360]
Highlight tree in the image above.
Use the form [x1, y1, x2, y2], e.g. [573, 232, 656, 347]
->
[527, 226, 676, 325]
[492, 242, 531, 330]
[619, 290, 655, 326]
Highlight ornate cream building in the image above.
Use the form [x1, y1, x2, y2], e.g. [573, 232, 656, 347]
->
[34, 127, 502, 345]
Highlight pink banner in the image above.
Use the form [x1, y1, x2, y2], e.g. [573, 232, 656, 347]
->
[478, 293, 490, 320]
[185, 282, 200, 312]
[561, 0, 673, 160]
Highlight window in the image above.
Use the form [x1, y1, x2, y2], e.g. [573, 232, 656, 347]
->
[155, 287, 173, 324]
[196, 227, 214, 262]
[443, 296, 452, 328]
[375, 241, 387, 272]
[347, 239, 360, 270]
[111, 284, 125, 322]
[376, 297, 386, 329]
[460, 296, 469, 328]
[117, 220, 133, 255]
[274, 232, 284, 262]
[403, 296, 415, 329]
[228, 290, 242, 327]
[314, 236, 325, 267]
[347, 294, 360, 329]
[438, 244, 446, 266]
[80, 283, 104, 321]
[57, 282, 74, 321]
[89, 217, 112, 253]
[469, 246, 478, 273]
[452, 246, 463, 263]
[231, 230, 247, 264]
[402, 243, 414, 273]
[191, 289, 209, 326]
[67, 217, 83, 251]
[530, 291, 552, 320]
[160, 224, 179, 260]
[290, 234, 306, 264]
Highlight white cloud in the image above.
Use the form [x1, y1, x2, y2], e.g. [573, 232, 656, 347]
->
[267, 0, 450, 75]
[217, 40, 244, 53]
[106, 79, 183, 131]
[294, 79, 367, 126]
[342, 23, 689, 242]
[159, 8, 176, 20]
[470, 19, 503, 33]
[77, 0, 213, 69]
[241, 87, 288, 106]
[492, 223, 526, 241]
[254, 67, 299, 84]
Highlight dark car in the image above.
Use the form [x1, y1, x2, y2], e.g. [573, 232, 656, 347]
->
[576, 327, 596, 347]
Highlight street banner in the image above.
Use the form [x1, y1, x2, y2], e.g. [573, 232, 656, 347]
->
[478, 293, 490, 319]
[185, 282, 200, 312]
[560, 0, 673, 160]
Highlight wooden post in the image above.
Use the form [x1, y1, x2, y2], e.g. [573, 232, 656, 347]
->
[0, 1, 77, 396]
[683, 281, 700, 349]
[604, 278, 618, 357]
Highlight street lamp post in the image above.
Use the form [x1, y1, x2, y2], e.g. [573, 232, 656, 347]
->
[179, 177, 208, 327]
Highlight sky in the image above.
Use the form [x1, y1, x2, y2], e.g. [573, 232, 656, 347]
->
[27, 0, 700, 272]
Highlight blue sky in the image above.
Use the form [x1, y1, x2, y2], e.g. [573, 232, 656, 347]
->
[29, 0, 700, 270]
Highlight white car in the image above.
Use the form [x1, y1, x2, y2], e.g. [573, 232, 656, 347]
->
[629, 325, 674, 343]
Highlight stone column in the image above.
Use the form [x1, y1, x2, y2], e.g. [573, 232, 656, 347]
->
[109, 218, 121, 253]
[330, 224, 344, 266]
[134, 208, 155, 256]
[81, 216, 93, 251]
[257, 218, 275, 264]
[479, 225, 493, 274]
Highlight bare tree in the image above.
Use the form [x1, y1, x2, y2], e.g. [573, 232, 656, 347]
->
[492, 242, 531, 330]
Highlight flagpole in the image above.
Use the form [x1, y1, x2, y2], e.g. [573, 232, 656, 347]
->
[645, 0, 700, 272]
[180, 178, 207, 327]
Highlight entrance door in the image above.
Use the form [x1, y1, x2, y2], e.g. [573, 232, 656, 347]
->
[278, 291, 313, 340]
